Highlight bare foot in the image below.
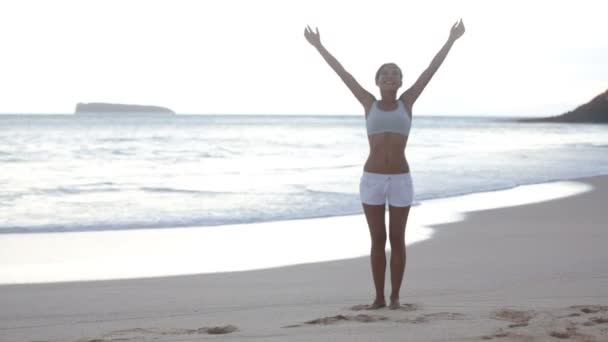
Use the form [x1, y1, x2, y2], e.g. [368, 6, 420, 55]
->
[349, 297, 386, 310]
[389, 297, 400, 310]
[369, 298, 387, 309]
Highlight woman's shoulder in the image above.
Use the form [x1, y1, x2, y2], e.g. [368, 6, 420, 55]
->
[364, 98, 378, 117]
[398, 99, 413, 117]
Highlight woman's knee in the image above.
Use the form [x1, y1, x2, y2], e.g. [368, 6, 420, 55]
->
[370, 231, 387, 246]
[389, 231, 405, 246]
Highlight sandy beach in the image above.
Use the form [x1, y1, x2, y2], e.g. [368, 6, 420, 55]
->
[1, 176, 607, 341]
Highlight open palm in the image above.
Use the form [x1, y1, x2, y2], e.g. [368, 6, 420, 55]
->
[449, 19, 465, 41]
[304, 25, 321, 47]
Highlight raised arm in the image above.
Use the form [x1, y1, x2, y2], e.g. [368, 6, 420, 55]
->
[304, 26, 375, 111]
[400, 19, 465, 110]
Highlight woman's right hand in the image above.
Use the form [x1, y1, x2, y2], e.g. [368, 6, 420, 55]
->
[449, 19, 465, 42]
[304, 25, 322, 48]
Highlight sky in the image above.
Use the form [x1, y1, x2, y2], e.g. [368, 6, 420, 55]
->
[0, 0, 606, 116]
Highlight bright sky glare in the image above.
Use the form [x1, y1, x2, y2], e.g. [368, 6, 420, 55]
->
[0, 0, 606, 116]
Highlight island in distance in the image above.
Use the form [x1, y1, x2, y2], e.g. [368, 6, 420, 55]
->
[520, 88, 607, 123]
[75, 102, 176, 115]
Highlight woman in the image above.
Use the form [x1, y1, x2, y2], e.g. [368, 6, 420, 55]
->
[304, 20, 465, 309]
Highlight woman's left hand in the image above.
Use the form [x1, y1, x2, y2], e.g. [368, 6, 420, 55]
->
[449, 19, 465, 41]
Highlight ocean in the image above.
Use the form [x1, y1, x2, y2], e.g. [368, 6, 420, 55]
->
[1, 114, 608, 234]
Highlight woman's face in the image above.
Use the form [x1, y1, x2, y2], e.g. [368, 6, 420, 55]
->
[376, 64, 403, 91]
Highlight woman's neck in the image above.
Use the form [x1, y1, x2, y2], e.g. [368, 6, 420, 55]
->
[379, 89, 398, 103]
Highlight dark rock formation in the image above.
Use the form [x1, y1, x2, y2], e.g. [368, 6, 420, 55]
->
[520, 89, 608, 123]
[75, 102, 175, 115]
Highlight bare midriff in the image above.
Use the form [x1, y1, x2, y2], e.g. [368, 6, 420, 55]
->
[363, 132, 409, 174]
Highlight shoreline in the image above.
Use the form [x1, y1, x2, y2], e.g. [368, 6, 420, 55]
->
[0, 176, 594, 285]
[0, 175, 606, 341]
[2, 172, 606, 236]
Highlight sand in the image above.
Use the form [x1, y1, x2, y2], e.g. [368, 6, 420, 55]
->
[0, 176, 607, 341]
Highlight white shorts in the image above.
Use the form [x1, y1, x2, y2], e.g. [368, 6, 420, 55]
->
[359, 172, 414, 207]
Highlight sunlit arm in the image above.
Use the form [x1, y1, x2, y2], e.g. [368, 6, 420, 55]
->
[400, 19, 465, 109]
[304, 26, 374, 110]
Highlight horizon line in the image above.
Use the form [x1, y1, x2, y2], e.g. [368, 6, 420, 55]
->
[0, 112, 543, 118]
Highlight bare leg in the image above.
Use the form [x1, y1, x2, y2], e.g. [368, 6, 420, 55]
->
[388, 205, 410, 309]
[362, 203, 387, 309]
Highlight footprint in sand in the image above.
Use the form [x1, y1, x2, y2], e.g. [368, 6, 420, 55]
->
[282, 314, 388, 328]
[565, 305, 608, 327]
[490, 308, 535, 326]
[349, 303, 420, 311]
[590, 317, 608, 324]
[549, 330, 575, 339]
[481, 328, 533, 341]
[481, 309, 536, 340]
[581, 316, 608, 327]
[484, 329, 596, 342]
[81, 324, 238, 341]
[205, 325, 239, 334]
[570, 305, 608, 315]
[398, 312, 467, 324]
[547, 324, 597, 341]
[483, 306, 608, 341]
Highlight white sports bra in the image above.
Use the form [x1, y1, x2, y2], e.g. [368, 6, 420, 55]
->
[366, 100, 411, 136]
